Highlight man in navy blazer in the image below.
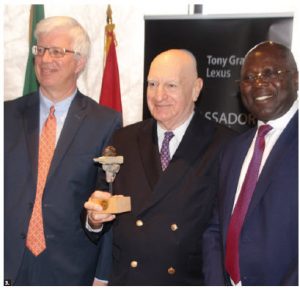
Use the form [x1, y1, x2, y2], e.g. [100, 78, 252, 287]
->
[84, 49, 236, 285]
[4, 16, 121, 285]
[203, 41, 298, 286]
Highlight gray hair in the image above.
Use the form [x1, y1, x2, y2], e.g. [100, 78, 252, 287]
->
[34, 16, 91, 59]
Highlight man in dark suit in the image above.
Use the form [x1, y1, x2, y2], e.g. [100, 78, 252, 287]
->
[84, 49, 236, 285]
[203, 41, 298, 285]
[4, 16, 121, 285]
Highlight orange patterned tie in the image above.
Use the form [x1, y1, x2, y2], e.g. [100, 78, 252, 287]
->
[26, 106, 56, 256]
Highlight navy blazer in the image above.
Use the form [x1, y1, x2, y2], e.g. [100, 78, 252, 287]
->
[4, 91, 121, 285]
[203, 112, 298, 286]
[103, 110, 236, 285]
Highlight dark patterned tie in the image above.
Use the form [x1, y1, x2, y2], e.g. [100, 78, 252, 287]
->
[26, 106, 56, 256]
[160, 131, 174, 171]
[225, 124, 272, 284]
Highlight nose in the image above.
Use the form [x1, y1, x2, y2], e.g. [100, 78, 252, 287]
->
[154, 84, 167, 101]
[253, 73, 267, 86]
[255, 73, 263, 81]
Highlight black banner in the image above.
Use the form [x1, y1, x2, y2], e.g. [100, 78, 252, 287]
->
[143, 14, 293, 132]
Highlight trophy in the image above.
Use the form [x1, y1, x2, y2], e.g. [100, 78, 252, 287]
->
[92, 146, 131, 214]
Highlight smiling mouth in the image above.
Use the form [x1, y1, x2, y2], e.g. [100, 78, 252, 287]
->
[155, 104, 170, 108]
[255, 95, 273, 101]
[41, 68, 53, 74]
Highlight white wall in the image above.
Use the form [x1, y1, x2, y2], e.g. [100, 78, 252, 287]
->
[3, 0, 299, 126]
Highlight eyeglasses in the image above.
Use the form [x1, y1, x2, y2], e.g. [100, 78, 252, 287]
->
[32, 45, 79, 58]
[241, 69, 292, 84]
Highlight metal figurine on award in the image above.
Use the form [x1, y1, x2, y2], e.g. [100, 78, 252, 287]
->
[93, 146, 131, 214]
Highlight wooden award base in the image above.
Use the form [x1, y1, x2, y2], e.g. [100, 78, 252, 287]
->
[91, 195, 131, 214]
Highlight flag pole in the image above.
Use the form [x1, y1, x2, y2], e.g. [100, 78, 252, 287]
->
[103, 5, 116, 67]
[99, 5, 122, 113]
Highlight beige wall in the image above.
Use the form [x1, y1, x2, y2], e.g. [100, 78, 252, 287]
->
[3, 0, 300, 126]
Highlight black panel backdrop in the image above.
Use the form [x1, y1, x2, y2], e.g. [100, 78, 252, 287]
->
[143, 14, 293, 132]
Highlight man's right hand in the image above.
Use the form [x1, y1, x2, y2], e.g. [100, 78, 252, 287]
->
[84, 190, 116, 230]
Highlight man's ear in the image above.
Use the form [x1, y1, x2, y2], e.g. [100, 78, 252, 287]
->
[75, 56, 87, 75]
[192, 77, 203, 102]
[293, 70, 299, 92]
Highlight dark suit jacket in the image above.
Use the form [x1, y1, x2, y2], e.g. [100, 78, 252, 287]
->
[105, 110, 236, 285]
[203, 112, 298, 286]
[4, 91, 121, 285]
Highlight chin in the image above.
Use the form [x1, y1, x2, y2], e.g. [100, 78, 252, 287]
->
[254, 112, 273, 122]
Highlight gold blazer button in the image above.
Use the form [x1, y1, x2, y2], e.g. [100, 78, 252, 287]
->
[136, 220, 143, 227]
[170, 224, 178, 231]
[130, 260, 138, 268]
[168, 267, 176, 275]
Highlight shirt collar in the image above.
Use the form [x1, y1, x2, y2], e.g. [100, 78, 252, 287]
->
[157, 111, 195, 142]
[39, 89, 77, 113]
[258, 98, 298, 130]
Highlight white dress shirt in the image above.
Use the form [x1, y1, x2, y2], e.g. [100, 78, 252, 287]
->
[157, 111, 194, 158]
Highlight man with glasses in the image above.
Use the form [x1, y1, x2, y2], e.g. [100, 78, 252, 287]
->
[203, 41, 298, 285]
[32, 45, 80, 58]
[4, 16, 121, 285]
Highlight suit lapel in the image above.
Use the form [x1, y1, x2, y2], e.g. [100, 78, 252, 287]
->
[221, 129, 255, 240]
[47, 93, 87, 180]
[246, 112, 298, 219]
[23, 93, 40, 186]
[137, 112, 215, 216]
[137, 119, 161, 190]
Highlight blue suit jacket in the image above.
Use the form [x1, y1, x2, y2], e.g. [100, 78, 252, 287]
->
[4, 91, 121, 285]
[203, 112, 298, 286]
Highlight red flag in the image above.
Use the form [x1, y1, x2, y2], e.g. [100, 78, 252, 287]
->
[99, 6, 122, 112]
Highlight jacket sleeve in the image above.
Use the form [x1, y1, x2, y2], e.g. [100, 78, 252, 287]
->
[202, 199, 227, 285]
[94, 228, 113, 282]
[281, 259, 298, 285]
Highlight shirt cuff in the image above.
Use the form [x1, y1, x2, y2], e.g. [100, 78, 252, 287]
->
[94, 277, 108, 284]
[85, 215, 103, 232]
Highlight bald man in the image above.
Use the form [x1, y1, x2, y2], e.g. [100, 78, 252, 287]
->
[84, 49, 236, 285]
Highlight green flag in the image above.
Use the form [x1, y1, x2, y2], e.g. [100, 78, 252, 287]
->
[23, 5, 44, 95]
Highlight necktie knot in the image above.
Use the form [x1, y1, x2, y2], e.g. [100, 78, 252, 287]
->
[257, 124, 272, 138]
[160, 131, 174, 171]
[49, 105, 55, 117]
[164, 131, 174, 141]
[257, 125, 272, 149]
